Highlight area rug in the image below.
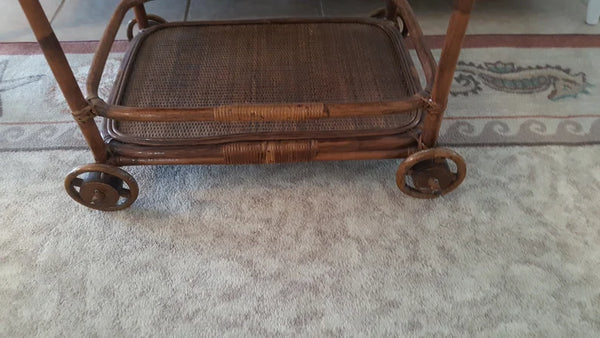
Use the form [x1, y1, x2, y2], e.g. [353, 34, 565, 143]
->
[0, 34, 599, 151]
[1, 146, 599, 336]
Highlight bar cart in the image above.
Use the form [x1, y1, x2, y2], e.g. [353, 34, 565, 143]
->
[19, 0, 475, 211]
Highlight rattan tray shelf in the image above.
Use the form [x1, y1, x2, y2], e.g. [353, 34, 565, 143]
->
[106, 19, 422, 146]
[20, 0, 476, 210]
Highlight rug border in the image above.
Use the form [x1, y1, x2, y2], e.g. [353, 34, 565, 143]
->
[1, 34, 600, 55]
[1, 35, 599, 151]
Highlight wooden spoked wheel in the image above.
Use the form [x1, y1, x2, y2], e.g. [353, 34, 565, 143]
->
[127, 14, 167, 41]
[64, 164, 139, 211]
[396, 148, 466, 199]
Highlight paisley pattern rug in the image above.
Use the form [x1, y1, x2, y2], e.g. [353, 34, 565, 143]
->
[452, 61, 592, 102]
[0, 35, 599, 151]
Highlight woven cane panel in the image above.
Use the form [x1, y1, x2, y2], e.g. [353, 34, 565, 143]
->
[113, 115, 416, 140]
[112, 21, 420, 142]
[223, 141, 314, 164]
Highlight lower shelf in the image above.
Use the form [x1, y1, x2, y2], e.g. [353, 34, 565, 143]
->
[106, 133, 419, 166]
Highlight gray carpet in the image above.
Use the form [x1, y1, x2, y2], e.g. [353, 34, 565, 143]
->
[1, 146, 599, 336]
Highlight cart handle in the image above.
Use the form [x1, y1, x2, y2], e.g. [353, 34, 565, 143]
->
[90, 98, 427, 123]
[386, 0, 438, 93]
[87, 0, 151, 100]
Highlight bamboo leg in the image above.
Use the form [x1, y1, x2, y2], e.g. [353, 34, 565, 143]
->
[386, 0, 398, 21]
[421, 0, 475, 147]
[18, 0, 108, 162]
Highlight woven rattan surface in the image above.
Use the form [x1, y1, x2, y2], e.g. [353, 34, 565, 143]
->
[109, 20, 421, 144]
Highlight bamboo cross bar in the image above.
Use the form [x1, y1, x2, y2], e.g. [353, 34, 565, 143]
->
[93, 99, 427, 122]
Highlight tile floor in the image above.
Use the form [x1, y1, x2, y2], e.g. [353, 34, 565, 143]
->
[1, 0, 598, 42]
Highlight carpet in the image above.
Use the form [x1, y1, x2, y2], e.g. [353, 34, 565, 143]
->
[1, 35, 599, 151]
[1, 147, 599, 336]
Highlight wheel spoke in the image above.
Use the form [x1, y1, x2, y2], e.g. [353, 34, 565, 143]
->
[118, 188, 132, 199]
[434, 157, 446, 165]
[71, 177, 84, 188]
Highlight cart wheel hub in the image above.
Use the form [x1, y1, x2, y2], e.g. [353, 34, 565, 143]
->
[396, 148, 467, 199]
[79, 181, 120, 208]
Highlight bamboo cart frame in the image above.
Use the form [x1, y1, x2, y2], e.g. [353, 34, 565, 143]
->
[19, 0, 475, 210]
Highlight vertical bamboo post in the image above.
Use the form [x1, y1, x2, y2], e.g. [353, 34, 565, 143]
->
[18, 0, 108, 162]
[386, 0, 399, 21]
[133, 4, 149, 29]
[421, 0, 475, 147]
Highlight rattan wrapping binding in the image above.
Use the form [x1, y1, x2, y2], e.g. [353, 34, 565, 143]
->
[107, 20, 422, 144]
